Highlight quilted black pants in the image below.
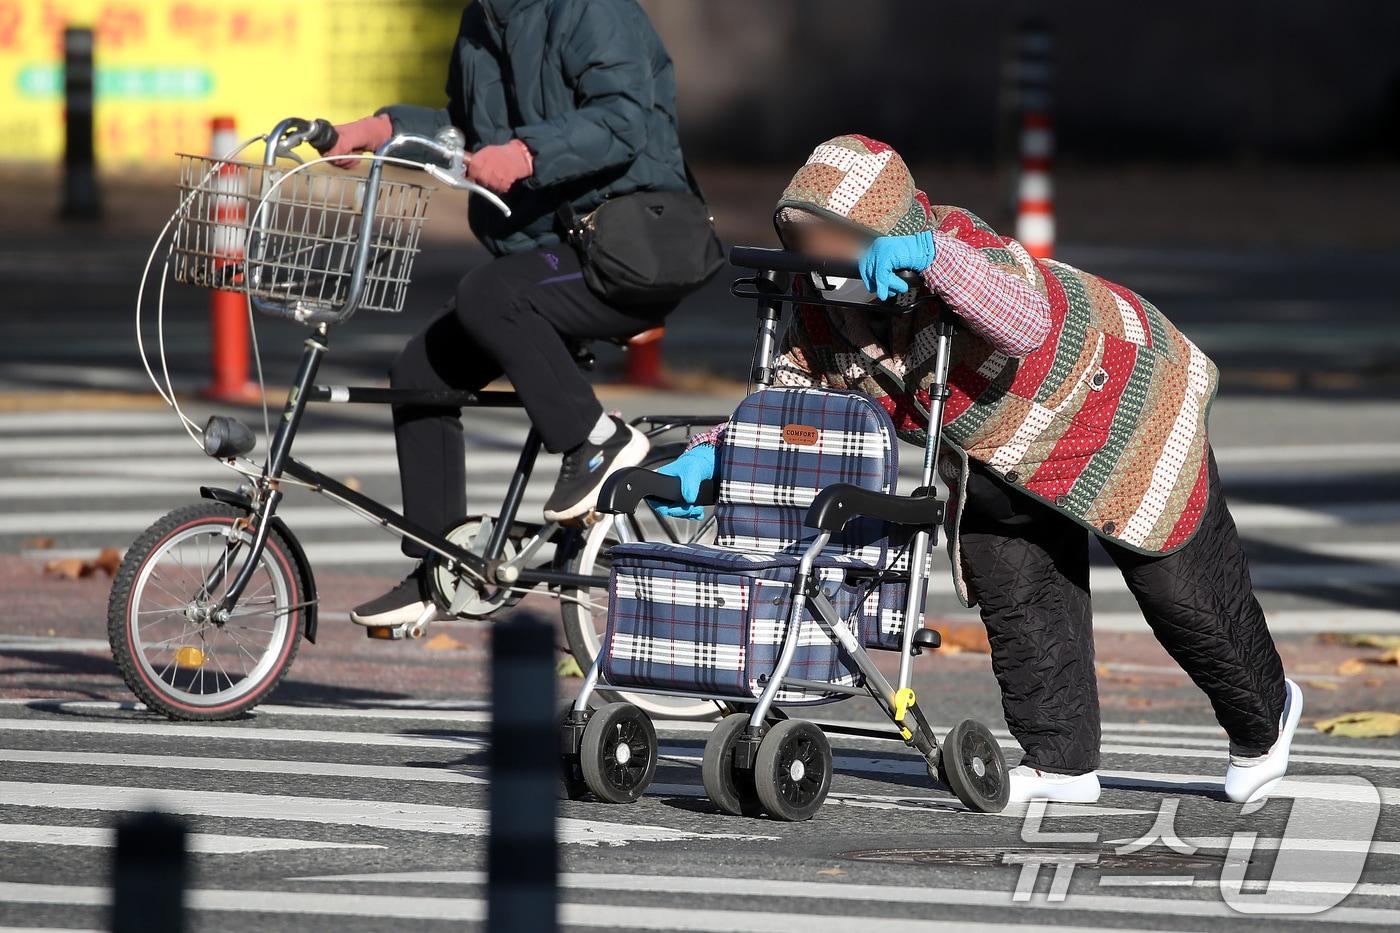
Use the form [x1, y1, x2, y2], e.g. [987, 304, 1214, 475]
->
[959, 450, 1286, 775]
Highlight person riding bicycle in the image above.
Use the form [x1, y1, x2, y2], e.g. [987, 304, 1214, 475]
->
[324, 0, 700, 628]
[656, 134, 1301, 805]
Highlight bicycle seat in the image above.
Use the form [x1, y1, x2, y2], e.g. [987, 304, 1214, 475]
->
[570, 328, 666, 370]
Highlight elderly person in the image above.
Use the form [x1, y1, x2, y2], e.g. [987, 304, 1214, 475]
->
[658, 135, 1301, 804]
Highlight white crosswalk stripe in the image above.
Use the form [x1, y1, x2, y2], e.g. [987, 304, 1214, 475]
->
[2, 701, 1399, 931]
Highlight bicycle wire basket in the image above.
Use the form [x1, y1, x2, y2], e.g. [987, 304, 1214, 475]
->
[170, 155, 432, 322]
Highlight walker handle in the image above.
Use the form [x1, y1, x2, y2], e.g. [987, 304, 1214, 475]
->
[728, 246, 920, 289]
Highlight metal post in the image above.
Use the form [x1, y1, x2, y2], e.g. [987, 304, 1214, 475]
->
[60, 26, 100, 220]
[488, 614, 558, 933]
[111, 811, 187, 933]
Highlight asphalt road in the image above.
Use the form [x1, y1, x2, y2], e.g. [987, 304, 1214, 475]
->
[1, 697, 1399, 932]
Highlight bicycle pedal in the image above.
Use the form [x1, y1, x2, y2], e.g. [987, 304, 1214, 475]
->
[365, 623, 419, 641]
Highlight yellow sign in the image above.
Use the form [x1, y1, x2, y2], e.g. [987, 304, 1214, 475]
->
[0, 0, 462, 164]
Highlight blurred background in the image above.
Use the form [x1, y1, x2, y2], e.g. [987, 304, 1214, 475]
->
[2, 1, 1399, 709]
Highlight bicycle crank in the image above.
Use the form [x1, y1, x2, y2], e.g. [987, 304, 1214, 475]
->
[428, 516, 521, 619]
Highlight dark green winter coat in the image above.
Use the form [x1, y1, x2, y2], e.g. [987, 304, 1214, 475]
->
[380, 0, 690, 256]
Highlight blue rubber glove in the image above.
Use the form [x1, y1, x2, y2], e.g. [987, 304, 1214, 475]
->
[859, 231, 936, 301]
[649, 444, 715, 520]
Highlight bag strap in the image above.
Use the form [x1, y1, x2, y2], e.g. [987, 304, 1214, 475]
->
[682, 159, 710, 207]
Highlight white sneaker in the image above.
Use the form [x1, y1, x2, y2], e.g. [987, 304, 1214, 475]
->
[1006, 764, 1102, 803]
[1225, 677, 1303, 804]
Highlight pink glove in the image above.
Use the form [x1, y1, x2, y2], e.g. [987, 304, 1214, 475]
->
[323, 114, 394, 169]
[467, 139, 534, 193]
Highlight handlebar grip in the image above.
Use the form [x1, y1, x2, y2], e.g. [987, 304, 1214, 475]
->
[305, 119, 339, 155]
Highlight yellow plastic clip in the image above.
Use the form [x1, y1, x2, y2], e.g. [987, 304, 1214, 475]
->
[892, 687, 917, 741]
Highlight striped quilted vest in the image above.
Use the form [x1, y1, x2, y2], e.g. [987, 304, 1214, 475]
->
[787, 212, 1219, 597]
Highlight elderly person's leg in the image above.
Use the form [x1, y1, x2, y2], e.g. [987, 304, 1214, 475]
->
[959, 465, 1100, 799]
[1104, 450, 1297, 802]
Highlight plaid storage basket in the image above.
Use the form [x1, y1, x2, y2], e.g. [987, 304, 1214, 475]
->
[600, 386, 927, 702]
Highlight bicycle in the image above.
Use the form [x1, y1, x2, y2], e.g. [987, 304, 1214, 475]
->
[108, 116, 727, 721]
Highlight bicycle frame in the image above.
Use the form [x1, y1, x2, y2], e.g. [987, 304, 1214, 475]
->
[205, 320, 729, 628]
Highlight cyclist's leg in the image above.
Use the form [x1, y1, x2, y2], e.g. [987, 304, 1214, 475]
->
[351, 306, 501, 627]
[453, 247, 671, 453]
[387, 305, 502, 558]
[451, 247, 674, 520]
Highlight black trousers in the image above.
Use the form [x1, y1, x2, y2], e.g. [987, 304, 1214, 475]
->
[389, 247, 670, 557]
[959, 451, 1286, 774]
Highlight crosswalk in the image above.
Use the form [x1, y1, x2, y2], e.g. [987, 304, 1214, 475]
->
[2, 698, 1400, 932]
[3, 405, 1400, 632]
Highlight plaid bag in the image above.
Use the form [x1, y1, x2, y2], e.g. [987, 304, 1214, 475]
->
[602, 387, 926, 703]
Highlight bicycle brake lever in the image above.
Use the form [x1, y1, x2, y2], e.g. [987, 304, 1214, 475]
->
[422, 164, 513, 218]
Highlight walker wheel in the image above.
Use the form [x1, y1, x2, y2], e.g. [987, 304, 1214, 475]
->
[702, 713, 763, 816]
[942, 719, 1010, 813]
[580, 702, 657, 803]
[753, 719, 831, 821]
[558, 704, 589, 801]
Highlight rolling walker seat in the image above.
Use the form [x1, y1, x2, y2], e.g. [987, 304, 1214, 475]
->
[601, 386, 915, 703]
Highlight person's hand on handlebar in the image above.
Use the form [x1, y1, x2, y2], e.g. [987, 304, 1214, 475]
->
[859, 231, 937, 301]
[649, 444, 714, 520]
[467, 139, 533, 193]
[322, 114, 394, 169]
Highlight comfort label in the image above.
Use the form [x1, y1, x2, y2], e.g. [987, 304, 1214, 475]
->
[782, 424, 819, 446]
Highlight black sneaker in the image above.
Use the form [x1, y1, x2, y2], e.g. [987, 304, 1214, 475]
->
[350, 564, 432, 627]
[543, 417, 650, 522]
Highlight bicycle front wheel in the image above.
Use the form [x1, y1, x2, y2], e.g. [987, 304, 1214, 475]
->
[107, 502, 306, 721]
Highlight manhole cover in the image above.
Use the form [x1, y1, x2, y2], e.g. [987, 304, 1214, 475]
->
[842, 847, 1248, 872]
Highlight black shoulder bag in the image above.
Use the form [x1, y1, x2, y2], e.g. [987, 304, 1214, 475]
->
[558, 165, 725, 308]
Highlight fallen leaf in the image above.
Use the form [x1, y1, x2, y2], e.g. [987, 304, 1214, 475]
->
[816, 868, 846, 877]
[1377, 648, 1400, 666]
[1330, 633, 1400, 650]
[1337, 658, 1370, 676]
[556, 655, 584, 678]
[423, 633, 465, 651]
[23, 537, 55, 550]
[93, 547, 122, 576]
[1301, 679, 1341, 691]
[43, 557, 89, 580]
[1314, 711, 1400, 738]
[934, 622, 990, 654]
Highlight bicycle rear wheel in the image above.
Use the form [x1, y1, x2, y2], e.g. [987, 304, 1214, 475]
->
[108, 502, 306, 721]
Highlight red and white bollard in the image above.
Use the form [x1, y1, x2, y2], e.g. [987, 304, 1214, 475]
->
[1013, 24, 1055, 260]
[204, 115, 259, 402]
[1015, 111, 1054, 260]
[624, 327, 666, 387]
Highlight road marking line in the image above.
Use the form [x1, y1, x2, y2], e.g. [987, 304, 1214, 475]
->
[0, 880, 1267, 932]
[284, 870, 1400, 923]
[1105, 835, 1400, 857]
[1215, 442, 1400, 464]
[1096, 876, 1400, 898]
[0, 636, 112, 652]
[646, 782, 1151, 818]
[7, 705, 1397, 766]
[0, 749, 487, 785]
[0, 783, 770, 847]
[0, 823, 381, 854]
[1094, 608, 1400, 634]
[0, 718, 487, 751]
[1225, 501, 1400, 529]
